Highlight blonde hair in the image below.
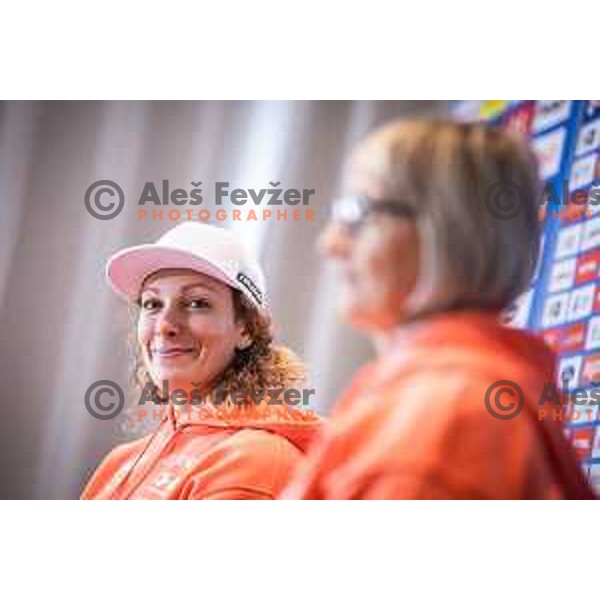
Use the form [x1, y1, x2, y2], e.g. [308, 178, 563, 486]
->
[130, 290, 306, 403]
[351, 120, 541, 316]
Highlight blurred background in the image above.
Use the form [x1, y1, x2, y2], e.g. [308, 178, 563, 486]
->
[0, 100, 450, 499]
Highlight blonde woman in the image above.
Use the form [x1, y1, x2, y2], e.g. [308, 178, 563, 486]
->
[82, 222, 320, 500]
[283, 120, 594, 500]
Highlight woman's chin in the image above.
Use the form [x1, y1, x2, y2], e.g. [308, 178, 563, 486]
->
[343, 305, 393, 335]
[157, 366, 221, 392]
[152, 368, 196, 392]
[339, 300, 371, 328]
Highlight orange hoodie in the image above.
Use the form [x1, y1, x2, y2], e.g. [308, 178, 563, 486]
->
[81, 403, 320, 500]
[282, 311, 595, 500]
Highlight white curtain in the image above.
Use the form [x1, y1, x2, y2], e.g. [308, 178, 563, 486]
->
[0, 100, 449, 498]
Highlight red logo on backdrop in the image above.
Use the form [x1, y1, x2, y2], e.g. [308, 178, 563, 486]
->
[502, 101, 535, 135]
[562, 323, 587, 352]
[576, 250, 600, 285]
[544, 323, 586, 353]
[543, 329, 561, 349]
[572, 426, 595, 460]
[594, 287, 600, 313]
[582, 354, 600, 386]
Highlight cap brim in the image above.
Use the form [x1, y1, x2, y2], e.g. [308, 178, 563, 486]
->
[106, 244, 238, 301]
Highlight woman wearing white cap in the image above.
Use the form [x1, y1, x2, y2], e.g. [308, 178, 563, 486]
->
[81, 222, 320, 500]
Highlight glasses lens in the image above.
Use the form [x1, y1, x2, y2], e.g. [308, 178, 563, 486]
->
[331, 195, 368, 226]
[332, 196, 414, 227]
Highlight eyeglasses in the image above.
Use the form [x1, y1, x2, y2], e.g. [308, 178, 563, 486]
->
[331, 195, 414, 230]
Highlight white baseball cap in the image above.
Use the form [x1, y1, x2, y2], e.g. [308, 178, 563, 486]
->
[106, 222, 266, 308]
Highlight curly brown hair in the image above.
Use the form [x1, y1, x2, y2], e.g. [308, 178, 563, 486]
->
[129, 289, 306, 404]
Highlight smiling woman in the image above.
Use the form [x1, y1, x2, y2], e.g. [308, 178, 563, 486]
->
[80, 222, 321, 500]
[138, 270, 249, 398]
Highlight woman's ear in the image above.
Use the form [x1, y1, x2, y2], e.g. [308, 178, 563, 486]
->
[235, 318, 253, 350]
[236, 334, 252, 351]
[233, 292, 254, 350]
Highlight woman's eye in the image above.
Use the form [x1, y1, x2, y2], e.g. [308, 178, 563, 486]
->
[188, 298, 211, 309]
[141, 298, 161, 311]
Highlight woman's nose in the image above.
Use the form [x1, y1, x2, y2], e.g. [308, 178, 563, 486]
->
[318, 222, 352, 259]
[156, 305, 182, 337]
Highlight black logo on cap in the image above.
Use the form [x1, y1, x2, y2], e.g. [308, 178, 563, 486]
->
[236, 272, 263, 306]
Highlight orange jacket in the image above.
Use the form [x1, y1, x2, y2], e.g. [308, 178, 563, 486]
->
[82, 404, 320, 500]
[282, 311, 594, 500]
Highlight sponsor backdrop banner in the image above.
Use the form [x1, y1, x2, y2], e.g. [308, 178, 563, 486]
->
[455, 100, 600, 492]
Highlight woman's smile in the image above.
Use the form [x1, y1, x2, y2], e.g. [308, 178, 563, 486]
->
[150, 344, 200, 362]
